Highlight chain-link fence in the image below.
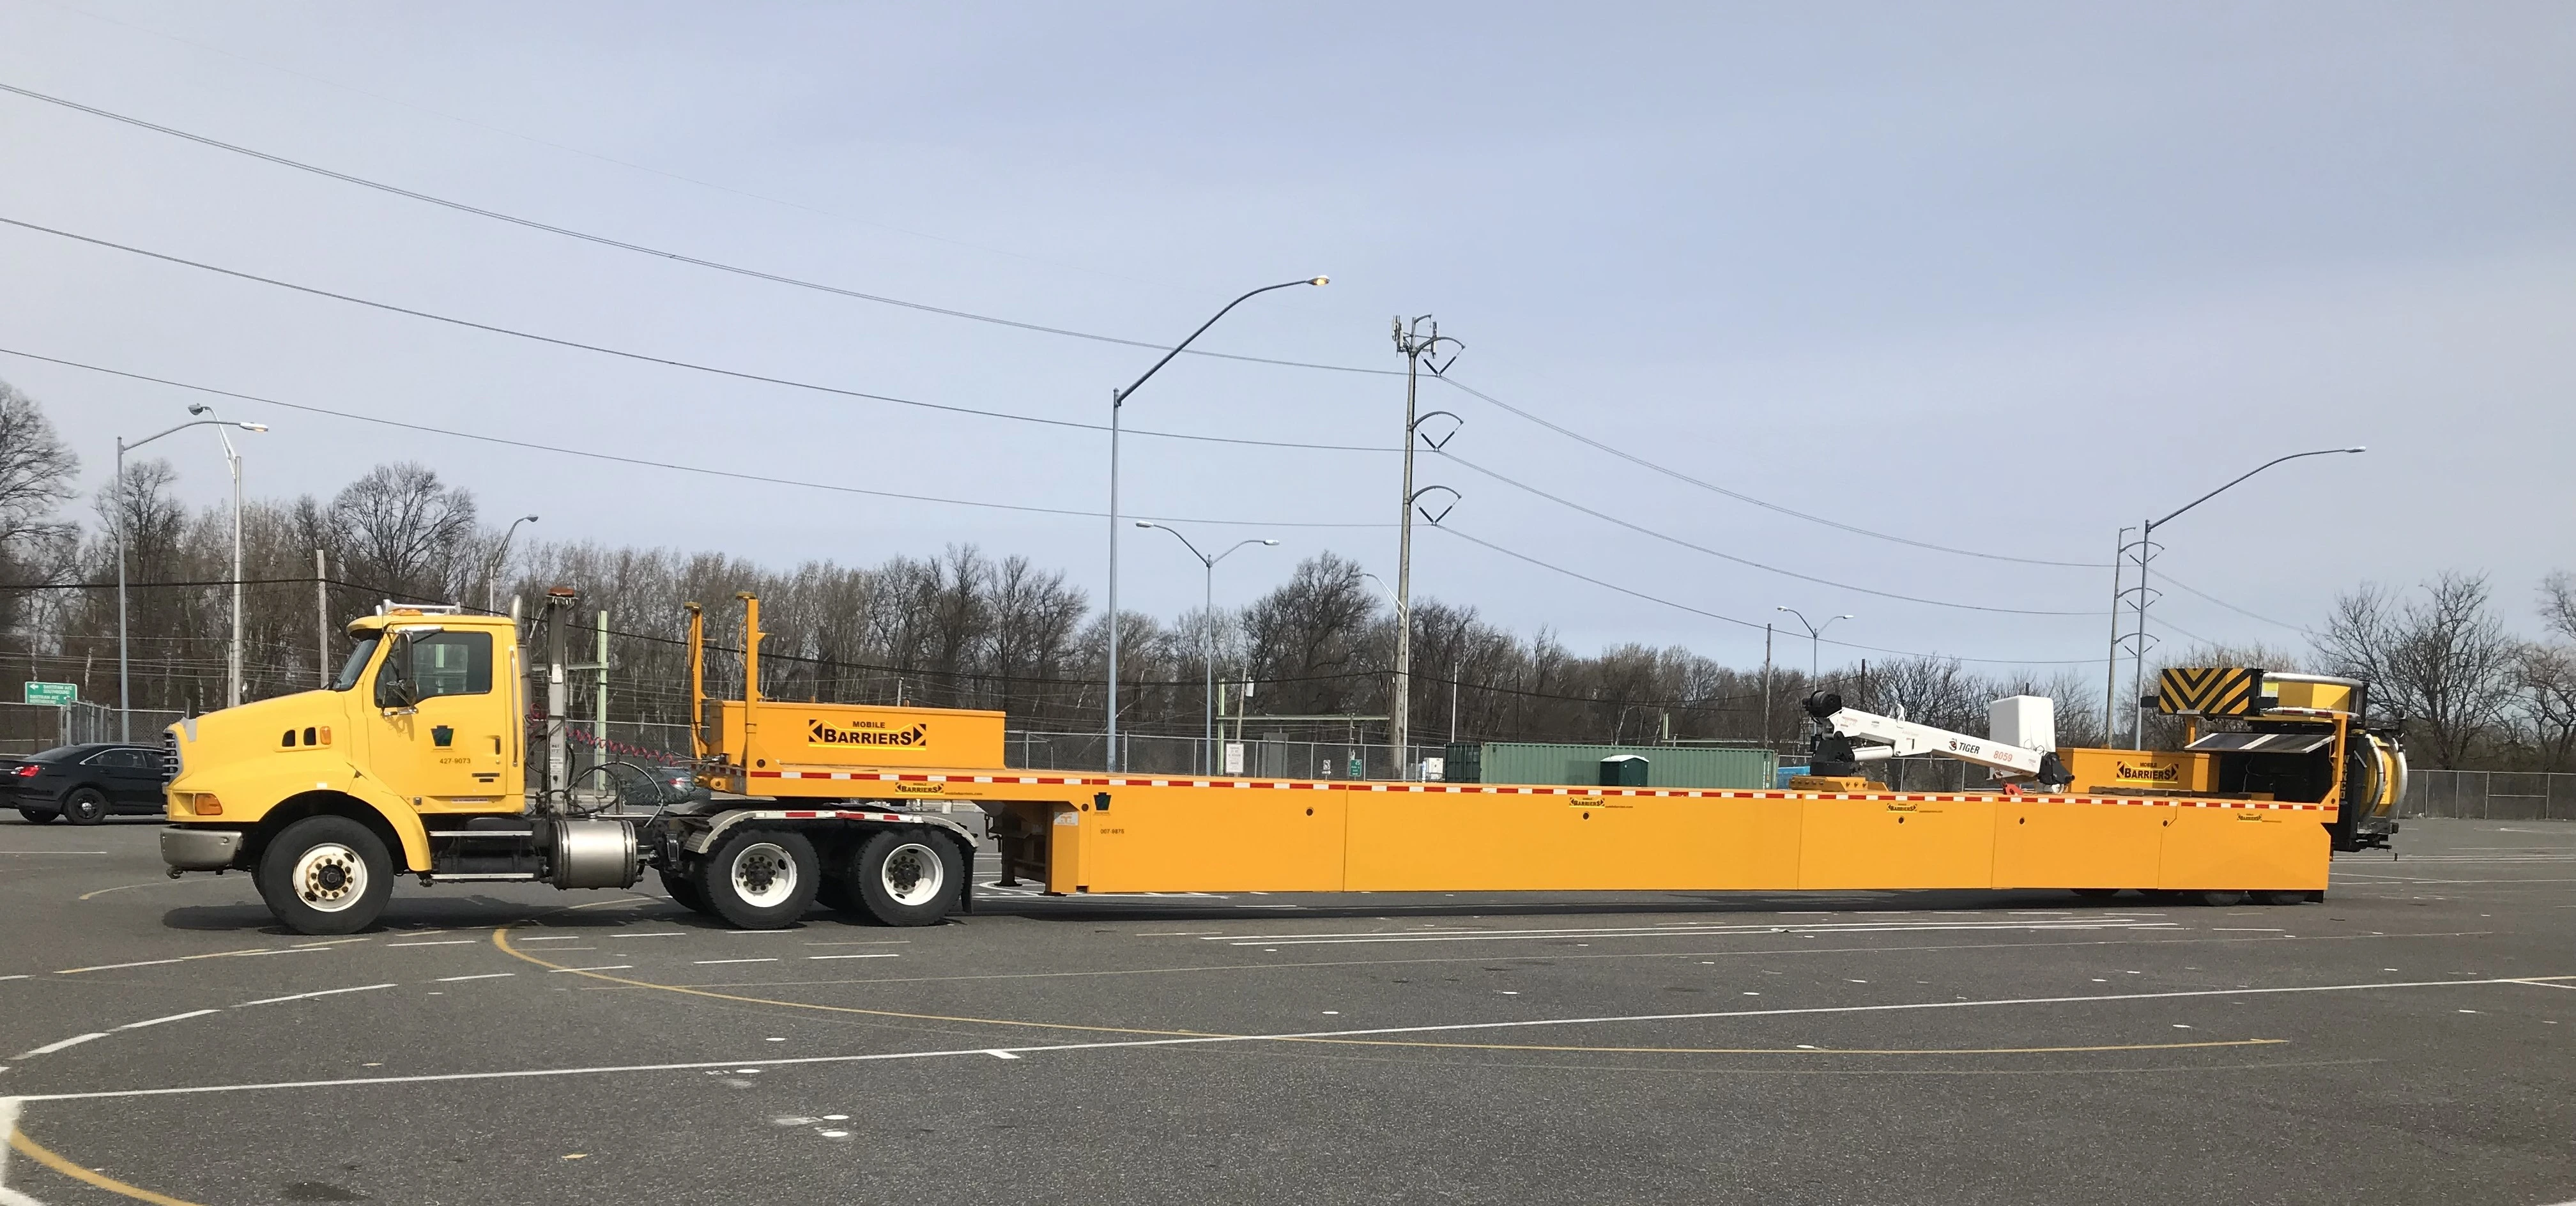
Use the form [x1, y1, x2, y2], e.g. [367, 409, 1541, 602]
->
[0, 701, 189, 752]
[1006, 730, 1445, 781]
[2401, 770, 2576, 821]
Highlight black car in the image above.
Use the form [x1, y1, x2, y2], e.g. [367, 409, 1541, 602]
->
[2, 743, 172, 825]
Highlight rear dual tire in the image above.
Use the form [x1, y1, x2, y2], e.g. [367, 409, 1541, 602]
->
[695, 828, 821, 930]
[16, 807, 57, 825]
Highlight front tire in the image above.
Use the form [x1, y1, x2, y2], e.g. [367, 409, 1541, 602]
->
[851, 830, 963, 927]
[17, 807, 57, 825]
[255, 816, 393, 935]
[696, 828, 819, 929]
[61, 788, 108, 826]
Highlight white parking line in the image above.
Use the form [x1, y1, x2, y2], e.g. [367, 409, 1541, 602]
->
[435, 973, 516, 982]
[548, 965, 632, 973]
[610, 933, 687, 939]
[694, 958, 778, 965]
[115, 1010, 219, 1031]
[385, 940, 478, 948]
[14, 1032, 104, 1058]
[808, 954, 901, 961]
[16, 973, 2567, 1103]
[235, 983, 395, 1007]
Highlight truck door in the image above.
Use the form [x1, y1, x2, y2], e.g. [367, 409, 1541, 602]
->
[367, 629, 512, 811]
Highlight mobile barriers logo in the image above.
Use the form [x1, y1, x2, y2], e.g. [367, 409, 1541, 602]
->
[808, 717, 930, 748]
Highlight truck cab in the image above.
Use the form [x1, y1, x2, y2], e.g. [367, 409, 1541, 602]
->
[160, 608, 530, 919]
[163, 600, 981, 936]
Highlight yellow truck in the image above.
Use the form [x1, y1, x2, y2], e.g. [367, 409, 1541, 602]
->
[158, 596, 2402, 935]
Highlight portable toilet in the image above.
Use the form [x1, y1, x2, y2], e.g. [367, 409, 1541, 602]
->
[1598, 754, 1650, 788]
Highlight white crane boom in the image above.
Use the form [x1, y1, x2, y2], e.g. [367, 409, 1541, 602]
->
[1802, 693, 2071, 788]
[1823, 707, 2047, 776]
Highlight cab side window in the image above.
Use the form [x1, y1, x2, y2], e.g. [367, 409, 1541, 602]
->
[378, 632, 493, 706]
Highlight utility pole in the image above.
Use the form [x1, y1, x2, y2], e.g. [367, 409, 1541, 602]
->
[2102, 526, 2131, 748]
[595, 609, 610, 757]
[542, 587, 576, 802]
[1761, 623, 1773, 754]
[1390, 316, 1463, 780]
[314, 549, 330, 687]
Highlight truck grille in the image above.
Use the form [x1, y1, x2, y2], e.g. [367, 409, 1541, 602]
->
[163, 731, 181, 780]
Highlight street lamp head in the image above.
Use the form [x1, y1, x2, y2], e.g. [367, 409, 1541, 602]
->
[187, 403, 211, 416]
[1837, 614, 1855, 620]
[239, 423, 268, 432]
[1308, 277, 1330, 286]
[1134, 521, 1158, 530]
[1259, 539, 1279, 546]
[2344, 446, 2367, 454]
[522, 514, 540, 524]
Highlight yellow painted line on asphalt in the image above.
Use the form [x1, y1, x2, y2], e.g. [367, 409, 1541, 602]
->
[9, 1124, 202, 1205]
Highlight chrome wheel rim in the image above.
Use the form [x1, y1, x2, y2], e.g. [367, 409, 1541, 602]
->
[879, 842, 944, 908]
[293, 843, 368, 912]
[730, 842, 799, 908]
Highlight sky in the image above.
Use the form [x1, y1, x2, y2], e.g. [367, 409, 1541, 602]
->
[2, 1, 2572, 680]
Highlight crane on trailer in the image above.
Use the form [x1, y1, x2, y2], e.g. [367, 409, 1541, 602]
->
[155, 591, 2392, 934]
[1798, 692, 2072, 791]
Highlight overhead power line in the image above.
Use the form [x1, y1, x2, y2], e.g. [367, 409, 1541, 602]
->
[1434, 375, 2107, 570]
[0, 346, 1388, 530]
[1431, 524, 2097, 666]
[1434, 450, 2093, 616]
[0, 217, 1393, 456]
[0, 80, 1401, 379]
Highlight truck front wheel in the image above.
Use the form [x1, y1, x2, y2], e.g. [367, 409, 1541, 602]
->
[696, 828, 819, 929]
[851, 830, 963, 927]
[256, 816, 393, 935]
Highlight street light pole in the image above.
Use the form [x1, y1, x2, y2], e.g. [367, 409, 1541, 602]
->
[2124, 446, 2366, 747]
[1775, 607, 1853, 683]
[114, 415, 267, 739]
[1137, 523, 1275, 774]
[487, 514, 540, 614]
[1105, 276, 1326, 772]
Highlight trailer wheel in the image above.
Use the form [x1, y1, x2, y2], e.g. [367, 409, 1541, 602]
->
[659, 866, 714, 916]
[2251, 890, 2306, 906]
[2193, 889, 2248, 907]
[852, 830, 962, 927]
[697, 828, 818, 929]
[255, 816, 392, 935]
[2070, 888, 2120, 899]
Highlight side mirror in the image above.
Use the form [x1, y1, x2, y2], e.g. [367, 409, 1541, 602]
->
[374, 634, 419, 709]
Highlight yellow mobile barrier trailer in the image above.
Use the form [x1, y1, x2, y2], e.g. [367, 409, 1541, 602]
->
[159, 597, 2399, 935]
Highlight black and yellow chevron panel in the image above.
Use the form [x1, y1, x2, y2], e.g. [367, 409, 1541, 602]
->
[2157, 666, 2267, 716]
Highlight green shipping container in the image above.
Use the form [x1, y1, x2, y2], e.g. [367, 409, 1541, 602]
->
[1442, 742, 1775, 790]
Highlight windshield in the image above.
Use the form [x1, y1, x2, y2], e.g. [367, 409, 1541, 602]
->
[331, 636, 381, 692]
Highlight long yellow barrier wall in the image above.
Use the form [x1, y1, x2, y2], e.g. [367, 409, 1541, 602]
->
[779, 769, 2333, 896]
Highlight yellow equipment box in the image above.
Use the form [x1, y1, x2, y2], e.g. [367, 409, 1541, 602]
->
[700, 698, 1004, 777]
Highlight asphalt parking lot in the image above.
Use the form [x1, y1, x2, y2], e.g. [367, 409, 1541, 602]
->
[0, 816, 2564, 1205]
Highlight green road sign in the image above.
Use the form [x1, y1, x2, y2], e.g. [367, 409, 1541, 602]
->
[22, 682, 76, 706]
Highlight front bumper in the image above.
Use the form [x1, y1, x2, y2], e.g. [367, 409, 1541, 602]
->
[162, 827, 245, 871]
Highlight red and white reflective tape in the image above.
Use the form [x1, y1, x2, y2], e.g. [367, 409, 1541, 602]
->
[733, 768, 2332, 812]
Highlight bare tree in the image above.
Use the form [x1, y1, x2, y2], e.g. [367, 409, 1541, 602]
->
[2315, 573, 2515, 767]
[0, 379, 79, 558]
[330, 462, 479, 604]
